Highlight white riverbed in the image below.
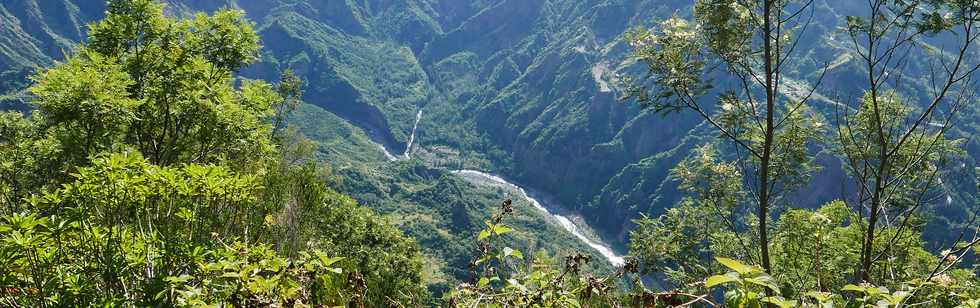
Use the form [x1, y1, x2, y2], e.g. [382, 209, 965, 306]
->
[373, 108, 626, 267]
[451, 170, 626, 267]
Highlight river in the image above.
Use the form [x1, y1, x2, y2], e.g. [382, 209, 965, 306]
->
[373, 108, 626, 267]
[451, 170, 626, 267]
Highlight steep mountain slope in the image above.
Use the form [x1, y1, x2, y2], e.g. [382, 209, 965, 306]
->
[2, 0, 631, 289]
[0, 0, 103, 106]
[287, 103, 618, 294]
[411, 0, 979, 248]
[1, 0, 977, 290]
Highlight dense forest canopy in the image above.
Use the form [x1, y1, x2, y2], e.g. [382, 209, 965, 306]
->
[0, 0, 978, 307]
[0, 1, 426, 306]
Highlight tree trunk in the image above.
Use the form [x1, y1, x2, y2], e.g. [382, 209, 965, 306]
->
[759, 0, 775, 275]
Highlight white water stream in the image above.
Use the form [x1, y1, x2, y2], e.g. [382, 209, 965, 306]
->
[403, 109, 423, 159]
[379, 109, 424, 162]
[377, 143, 400, 161]
[451, 170, 626, 267]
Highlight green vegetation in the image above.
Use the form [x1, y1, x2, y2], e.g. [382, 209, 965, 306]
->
[0, 0, 978, 306]
[286, 102, 620, 295]
[2, 2, 625, 304]
[4, 0, 977, 252]
[620, 0, 980, 305]
[0, 1, 425, 305]
[446, 200, 642, 307]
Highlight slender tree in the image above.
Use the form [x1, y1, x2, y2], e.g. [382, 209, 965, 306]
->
[271, 69, 303, 141]
[837, 0, 980, 283]
[626, 0, 825, 275]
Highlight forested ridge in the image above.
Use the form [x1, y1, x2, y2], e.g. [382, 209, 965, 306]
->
[1, 0, 979, 307]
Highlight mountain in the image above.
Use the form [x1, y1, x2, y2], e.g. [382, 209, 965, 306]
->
[1, 0, 977, 294]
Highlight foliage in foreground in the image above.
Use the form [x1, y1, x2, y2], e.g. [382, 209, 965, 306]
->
[0, 0, 426, 306]
[0, 154, 349, 305]
[446, 199, 644, 307]
[449, 196, 979, 307]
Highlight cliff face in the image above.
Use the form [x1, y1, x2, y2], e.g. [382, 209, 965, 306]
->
[1, 0, 977, 248]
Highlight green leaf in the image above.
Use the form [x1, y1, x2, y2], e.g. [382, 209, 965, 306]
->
[165, 274, 193, 284]
[762, 297, 796, 308]
[317, 255, 344, 267]
[503, 247, 523, 259]
[745, 276, 779, 291]
[804, 291, 833, 302]
[493, 224, 514, 236]
[706, 273, 739, 288]
[221, 271, 241, 278]
[475, 255, 491, 266]
[889, 291, 910, 305]
[715, 256, 754, 274]
[478, 224, 514, 241]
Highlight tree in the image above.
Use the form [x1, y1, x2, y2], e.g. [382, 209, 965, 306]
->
[838, 0, 980, 282]
[681, 200, 978, 305]
[626, 0, 826, 276]
[272, 70, 304, 141]
[3, 0, 279, 218]
[0, 152, 359, 306]
[0, 1, 428, 305]
[0, 111, 60, 212]
[629, 145, 753, 288]
[259, 154, 428, 305]
[627, 142, 977, 304]
[81, 0, 273, 168]
[29, 51, 139, 167]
